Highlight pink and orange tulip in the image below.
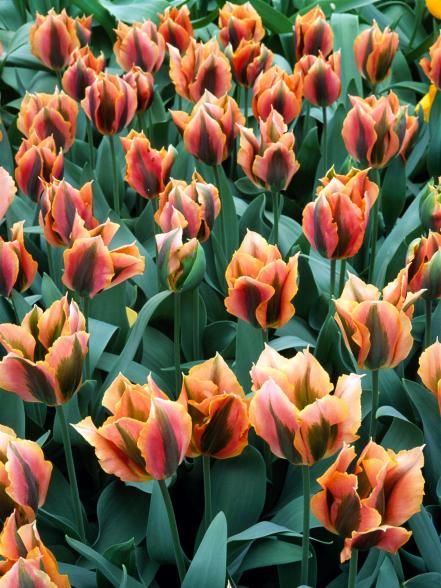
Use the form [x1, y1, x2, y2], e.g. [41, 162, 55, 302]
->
[354, 20, 399, 86]
[420, 32, 441, 89]
[0, 222, 38, 297]
[113, 20, 165, 73]
[218, 2, 265, 50]
[311, 442, 424, 562]
[294, 6, 333, 60]
[418, 340, 441, 412]
[406, 231, 441, 300]
[226, 39, 273, 88]
[249, 346, 361, 464]
[73, 373, 191, 482]
[62, 46, 106, 102]
[156, 228, 205, 292]
[252, 65, 303, 124]
[122, 67, 154, 112]
[159, 5, 193, 53]
[182, 354, 249, 458]
[225, 230, 299, 329]
[0, 167, 16, 219]
[295, 51, 341, 107]
[420, 178, 441, 232]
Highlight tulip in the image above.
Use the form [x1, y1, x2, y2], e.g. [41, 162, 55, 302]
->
[169, 38, 232, 103]
[420, 178, 441, 232]
[399, 112, 419, 161]
[15, 135, 64, 202]
[418, 340, 441, 412]
[122, 67, 154, 112]
[226, 39, 273, 88]
[420, 33, 441, 89]
[218, 1, 265, 50]
[159, 5, 193, 53]
[113, 20, 165, 73]
[311, 442, 424, 563]
[171, 91, 244, 165]
[0, 222, 38, 298]
[0, 167, 16, 219]
[294, 6, 333, 60]
[121, 130, 176, 199]
[252, 65, 303, 124]
[62, 46, 106, 102]
[417, 84, 437, 122]
[29, 9, 80, 70]
[354, 20, 399, 87]
[295, 51, 341, 107]
[74, 14, 92, 46]
[154, 172, 221, 241]
[225, 230, 299, 329]
[426, 0, 441, 18]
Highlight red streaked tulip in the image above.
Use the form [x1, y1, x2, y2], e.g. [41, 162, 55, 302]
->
[82, 73, 137, 135]
[181, 353, 249, 458]
[74, 14, 92, 46]
[155, 172, 221, 242]
[295, 51, 341, 107]
[159, 5, 193, 53]
[406, 231, 441, 300]
[0, 296, 88, 405]
[218, 1, 265, 50]
[420, 178, 441, 232]
[122, 67, 154, 112]
[252, 65, 303, 124]
[418, 340, 441, 412]
[311, 442, 424, 562]
[237, 108, 300, 191]
[62, 46, 106, 102]
[171, 91, 244, 165]
[169, 38, 232, 102]
[0, 168, 16, 219]
[250, 347, 361, 464]
[113, 20, 165, 73]
[121, 130, 176, 199]
[399, 112, 419, 161]
[420, 32, 441, 89]
[29, 9, 80, 70]
[225, 230, 299, 329]
[226, 39, 273, 88]
[73, 373, 192, 482]
[302, 167, 379, 260]
[354, 20, 399, 86]
[294, 6, 333, 60]
[0, 222, 38, 298]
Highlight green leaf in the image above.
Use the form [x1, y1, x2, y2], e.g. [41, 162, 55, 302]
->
[331, 13, 362, 98]
[0, 390, 25, 437]
[58, 564, 96, 588]
[408, 508, 441, 574]
[404, 573, 441, 587]
[100, 0, 168, 24]
[71, 0, 115, 36]
[381, 158, 407, 231]
[428, 91, 441, 177]
[88, 319, 118, 374]
[249, 0, 292, 33]
[375, 556, 400, 588]
[234, 320, 264, 393]
[146, 481, 175, 564]
[237, 539, 303, 574]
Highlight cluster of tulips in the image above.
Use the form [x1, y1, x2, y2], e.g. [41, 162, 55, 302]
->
[0, 0, 440, 586]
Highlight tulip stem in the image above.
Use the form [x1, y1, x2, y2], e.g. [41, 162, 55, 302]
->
[214, 165, 228, 254]
[270, 191, 280, 245]
[86, 119, 95, 169]
[81, 296, 91, 380]
[174, 291, 182, 398]
[339, 259, 347, 296]
[193, 287, 201, 359]
[348, 548, 358, 588]
[369, 369, 380, 439]
[301, 464, 311, 586]
[368, 171, 381, 283]
[158, 480, 186, 583]
[330, 259, 336, 298]
[425, 298, 432, 349]
[202, 455, 212, 532]
[322, 106, 328, 173]
[56, 404, 86, 542]
[109, 135, 120, 216]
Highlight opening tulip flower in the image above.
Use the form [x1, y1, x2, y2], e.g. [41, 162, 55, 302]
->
[420, 178, 441, 231]
[62, 46, 106, 102]
[420, 32, 441, 89]
[0, 167, 16, 219]
[293, 6, 333, 60]
[252, 65, 303, 124]
[295, 51, 341, 108]
[226, 39, 273, 88]
[0, 221, 38, 297]
[225, 230, 299, 329]
[406, 231, 441, 300]
[218, 1, 265, 50]
[0, 295, 88, 405]
[418, 340, 441, 413]
[122, 67, 154, 113]
[311, 442, 425, 562]
[159, 5, 193, 53]
[354, 20, 399, 87]
[113, 20, 165, 73]
[73, 373, 192, 482]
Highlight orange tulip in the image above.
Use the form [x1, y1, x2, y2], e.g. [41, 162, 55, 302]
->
[73, 373, 192, 482]
[399, 111, 419, 161]
[406, 231, 441, 300]
[252, 65, 303, 124]
[354, 20, 399, 86]
[225, 230, 299, 329]
[250, 346, 361, 465]
[311, 442, 425, 562]
[294, 6, 333, 60]
[171, 91, 244, 165]
[295, 51, 341, 107]
[302, 167, 379, 259]
[156, 228, 205, 292]
[0, 167, 16, 219]
[113, 20, 165, 73]
[418, 340, 441, 412]
[0, 222, 38, 298]
[81, 73, 137, 135]
[218, 1, 265, 50]
[121, 130, 176, 199]
[226, 39, 273, 88]
[237, 108, 300, 191]
[182, 353, 249, 458]
[159, 5, 193, 53]
[155, 172, 221, 241]
[169, 38, 232, 102]
[420, 178, 441, 232]
[62, 46, 106, 102]
[122, 67, 154, 112]
[420, 32, 441, 89]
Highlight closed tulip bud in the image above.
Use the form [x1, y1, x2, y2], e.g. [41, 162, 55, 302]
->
[182, 353, 249, 458]
[225, 230, 299, 329]
[238, 108, 300, 191]
[156, 228, 205, 292]
[73, 373, 192, 481]
[0, 222, 38, 297]
[406, 232, 441, 300]
[0, 167, 16, 219]
[122, 67, 154, 112]
[15, 135, 64, 202]
[295, 51, 341, 107]
[62, 46, 106, 102]
[303, 167, 379, 259]
[312, 442, 425, 563]
[252, 65, 303, 124]
[82, 73, 137, 135]
[294, 6, 333, 60]
[155, 172, 221, 241]
[226, 39, 273, 88]
[75, 14, 92, 46]
[249, 346, 361, 465]
[171, 91, 244, 165]
[29, 9, 80, 70]
[354, 20, 399, 86]
[159, 5, 193, 53]
[121, 130, 176, 199]
[420, 33, 441, 89]
[218, 1, 265, 50]
[0, 296, 89, 405]
[418, 340, 441, 412]
[420, 179, 441, 232]
[113, 20, 165, 73]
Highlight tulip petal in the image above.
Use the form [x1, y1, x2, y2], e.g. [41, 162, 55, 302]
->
[0, 356, 57, 404]
[342, 525, 411, 562]
[225, 275, 274, 328]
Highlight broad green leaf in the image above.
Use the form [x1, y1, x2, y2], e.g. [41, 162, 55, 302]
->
[237, 539, 303, 574]
[0, 390, 25, 437]
[146, 481, 175, 564]
[331, 13, 362, 98]
[404, 573, 441, 587]
[408, 508, 441, 574]
[100, 0, 168, 24]
[234, 320, 264, 393]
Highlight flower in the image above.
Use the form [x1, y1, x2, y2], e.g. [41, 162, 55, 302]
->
[295, 51, 341, 107]
[406, 231, 441, 300]
[237, 108, 300, 191]
[302, 167, 379, 259]
[122, 67, 154, 112]
[420, 32, 441, 89]
[121, 130, 176, 199]
[311, 442, 425, 562]
[62, 46, 106, 102]
[159, 5, 193, 53]
[181, 354, 249, 458]
[226, 39, 273, 88]
[0, 296, 88, 405]
[0, 222, 38, 297]
[0, 167, 16, 219]
[418, 340, 441, 412]
[416, 84, 437, 122]
[73, 373, 192, 482]
[354, 20, 399, 86]
[249, 346, 361, 464]
[154, 172, 220, 241]
[252, 65, 303, 124]
[294, 6, 333, 60]
[420, 178, 441, 231]
[169, 38, 232, 102]
[225, 230, 299, 329]
[426, 0, 441, 18]
[113, 20, 165, 73]
[218, 1, 265, 50]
